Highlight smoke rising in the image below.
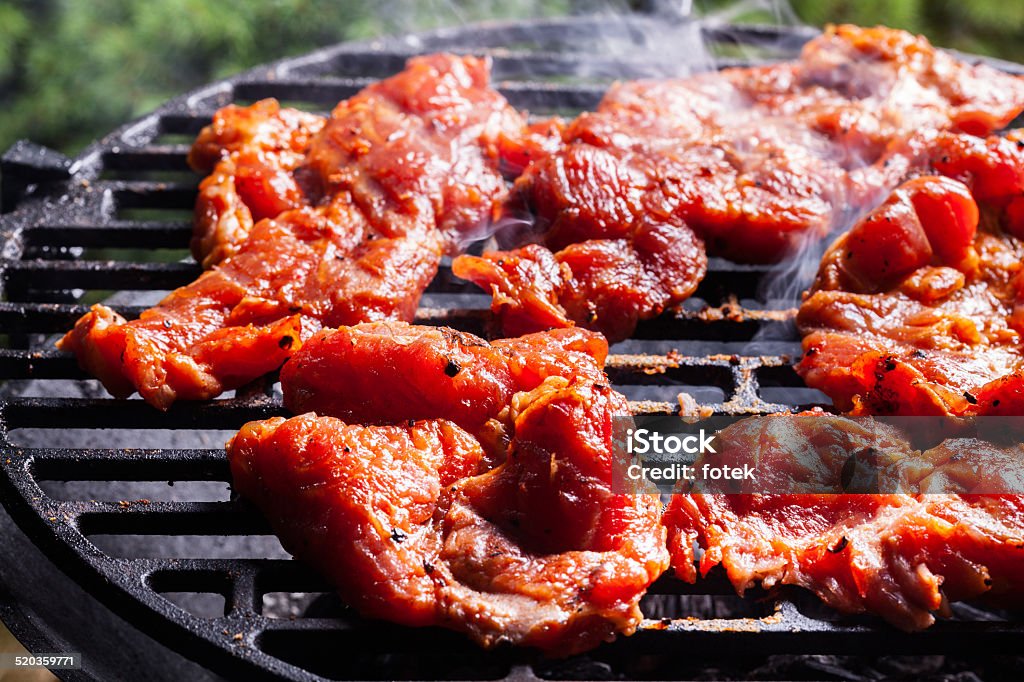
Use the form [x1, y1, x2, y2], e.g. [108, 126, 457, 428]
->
[377, 2, 937, 324]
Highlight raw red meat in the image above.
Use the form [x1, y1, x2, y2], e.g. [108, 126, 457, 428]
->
[229, 325, 667, 654]
[797, 133, 1024, 415]
[60, 54, 527, 409]
[281, 321, 607, 434]
[664, 415, 1024, 630]
[455, 25, 1024, 341]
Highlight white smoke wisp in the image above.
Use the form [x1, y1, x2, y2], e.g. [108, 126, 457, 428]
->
[370, 1, 868, 316]
[406, 0, 815, 253]
[702, 0, 800, 25]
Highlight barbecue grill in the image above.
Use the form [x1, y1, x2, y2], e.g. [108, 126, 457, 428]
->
[2, 13, 1023, 682]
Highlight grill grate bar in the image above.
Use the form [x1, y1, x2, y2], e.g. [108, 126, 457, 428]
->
[157, 113, 216, 137]
[136, 557, 330, 590]
[102, 147, 194, 172]
[4, 255, 773, 293]
[106, 181, 199, 208]
[2, 397, 287, 430]
[4, 259, 201, 291]
[75, 502, 273, 536]
[22, 221, 193, 248]
[0, 299, 793, 344]
[146, 566, 234, 595]
[225, 568, 261, 617]
[0, 301, 134, 333]
[0, 349, 83, 379]
[232, 78, 366, 104]
[26, 448, 230, 481]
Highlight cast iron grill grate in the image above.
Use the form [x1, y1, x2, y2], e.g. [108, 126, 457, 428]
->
[1, 15, 1022, 682]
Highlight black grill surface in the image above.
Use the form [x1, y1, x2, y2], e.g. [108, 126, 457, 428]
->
[1, 15, 1022, 682]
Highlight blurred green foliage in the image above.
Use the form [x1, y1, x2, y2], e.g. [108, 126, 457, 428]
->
[1, 0, 1022, 157]
[0, 0, 571, 154]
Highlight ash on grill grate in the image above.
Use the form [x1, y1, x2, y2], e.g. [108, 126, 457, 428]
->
[1, 14, 1022, 682]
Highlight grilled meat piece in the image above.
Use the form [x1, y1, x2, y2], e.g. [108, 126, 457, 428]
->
[663, 415, 1024, 630]
[733, 138, 1024, 628]
[190, 54, 525, 266]
[455, 25, 1024, 341]
[60, 54, 527, 409]
[525, 22, 1024, 263]
[797, 134, 1024, 415]
[59, 209, 440, 409]
[229, 325, 667, 655]
[453, 221, 707, 343]
[438, 376, 667, 653]
[229, 415, 487, 627]
[281, 321, 607, 433]
[188, 98, 324, 175]
[189, 99, 326, 267]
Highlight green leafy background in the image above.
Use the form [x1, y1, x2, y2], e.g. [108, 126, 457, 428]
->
[1, 0, 1021, 156]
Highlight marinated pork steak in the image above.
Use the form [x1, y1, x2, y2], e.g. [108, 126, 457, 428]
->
[60, 54, 530, 409]
[229, 324, 667, 654]
[456, 25, 1024, 341]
